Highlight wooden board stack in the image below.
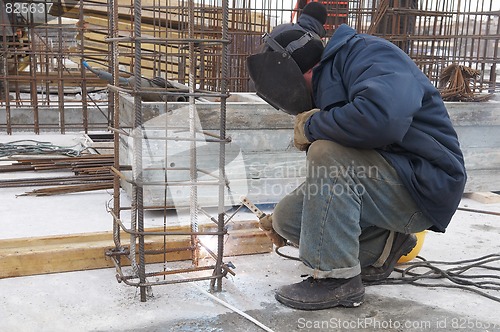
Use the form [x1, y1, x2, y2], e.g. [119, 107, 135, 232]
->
[50, 0, 268, 81]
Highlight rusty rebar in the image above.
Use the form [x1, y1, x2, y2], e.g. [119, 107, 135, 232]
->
[1, 0, 498, 133]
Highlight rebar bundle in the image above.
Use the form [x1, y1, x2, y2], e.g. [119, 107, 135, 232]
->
[0, 154, 114, 195]
[439, 64, 494, 101]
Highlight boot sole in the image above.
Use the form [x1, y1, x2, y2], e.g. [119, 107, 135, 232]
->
[275, 290, 365, 310]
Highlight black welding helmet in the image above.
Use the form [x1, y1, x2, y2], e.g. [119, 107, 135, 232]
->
[246, 2, 326, 115]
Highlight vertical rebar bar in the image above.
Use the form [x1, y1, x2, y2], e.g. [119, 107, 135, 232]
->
[133, 0, 147, 303]
[1, 55, 12, 134]
[0, 4, 5, 104]
[29, 21, 39, 134]
[0, 39, 11, 133]
[110, 0, 121, 263]
[188, 0, 200, 268]
[57, 14, 65, 134]
[489, 16, 499, 93]
[0, 55, 4, 101]
[43, 19, 51, 108]
[79, 0, 88, 133]
[213, 0, 230, 293]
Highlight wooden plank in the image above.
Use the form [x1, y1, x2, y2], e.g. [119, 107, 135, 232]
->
[0, 237, 191, 278]
[51, 0, 268, 28]
[83, 32, 188, 67]
[76, 28, 190, 77]
[0, 221, 271, 279]
[0, 229, 189, 278]
[57, 4, 267, 81]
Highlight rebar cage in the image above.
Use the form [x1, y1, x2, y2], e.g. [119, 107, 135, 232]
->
[1, 0, 498, 133]
[104, 0, 236, 301]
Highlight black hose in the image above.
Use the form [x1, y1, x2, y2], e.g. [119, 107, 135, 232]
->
[276, 245, 500, 304]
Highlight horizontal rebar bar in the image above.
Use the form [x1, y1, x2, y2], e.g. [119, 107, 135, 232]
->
[109, 208, 227, 237]
[108, 256, 226, 287]
[0, 175, 113, 188]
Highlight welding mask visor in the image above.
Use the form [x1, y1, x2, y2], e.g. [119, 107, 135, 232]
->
[247, 51, 312, 115]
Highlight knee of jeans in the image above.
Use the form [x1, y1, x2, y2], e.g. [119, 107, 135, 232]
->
[307, 140, 345, 166]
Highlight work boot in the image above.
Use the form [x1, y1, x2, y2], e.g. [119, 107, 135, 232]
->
[361, 232, 417, 282]
[275, 275, 364, 310]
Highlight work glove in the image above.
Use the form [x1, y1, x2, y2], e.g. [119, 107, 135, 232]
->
[294, 108, 320, 151]
[259, 214, 287, 248]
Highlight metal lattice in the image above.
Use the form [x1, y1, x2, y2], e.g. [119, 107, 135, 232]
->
[1, 0, 498, 133]
[105, 0, 234, 301]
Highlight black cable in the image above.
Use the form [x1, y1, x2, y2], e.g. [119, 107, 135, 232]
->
[275, 246, 500, 304]
[367, 254, 500, 303]
[275, 244, 301, 261]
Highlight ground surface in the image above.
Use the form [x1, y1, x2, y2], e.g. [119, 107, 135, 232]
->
[1, 133, 500, 332]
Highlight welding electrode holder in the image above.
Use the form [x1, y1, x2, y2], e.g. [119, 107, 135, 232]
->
[240, 196, 287, 248]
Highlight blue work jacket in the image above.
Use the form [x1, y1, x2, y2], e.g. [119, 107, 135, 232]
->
[306, 24, 466, 232]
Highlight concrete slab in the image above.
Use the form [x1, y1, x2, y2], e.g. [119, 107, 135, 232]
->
[1, 133, 500, 332]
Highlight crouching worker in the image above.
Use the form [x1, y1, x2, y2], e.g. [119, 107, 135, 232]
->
[247, 2, 466, 310]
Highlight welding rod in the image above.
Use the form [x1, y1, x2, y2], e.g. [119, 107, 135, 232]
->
[194, 283, 275, 332]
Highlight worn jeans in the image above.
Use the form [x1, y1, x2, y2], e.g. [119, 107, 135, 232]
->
[272, 140, 433, 279]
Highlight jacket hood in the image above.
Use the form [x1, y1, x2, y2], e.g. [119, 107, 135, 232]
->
[297, 14, 326, 38]
[320, 24, 357, 61]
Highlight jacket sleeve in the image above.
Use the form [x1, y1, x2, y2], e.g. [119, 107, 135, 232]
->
[305, 42, 426, 149]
